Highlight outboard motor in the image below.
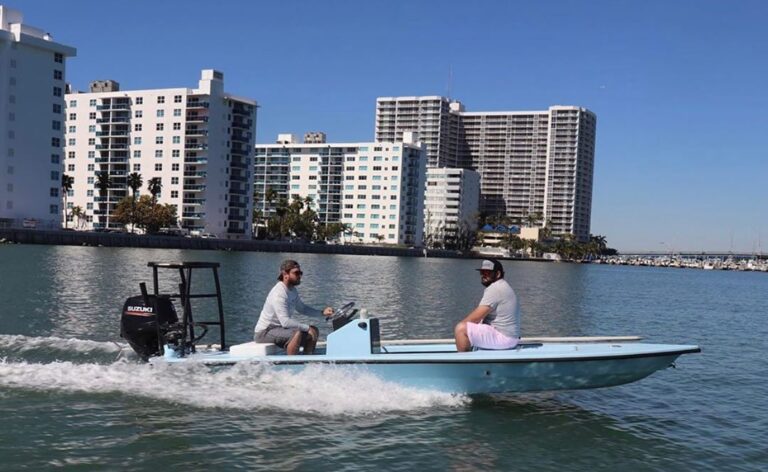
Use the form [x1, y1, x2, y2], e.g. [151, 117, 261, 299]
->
[120, 292, 179, 361]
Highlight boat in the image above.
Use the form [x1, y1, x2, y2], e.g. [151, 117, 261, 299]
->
[120, 262, 700, 395]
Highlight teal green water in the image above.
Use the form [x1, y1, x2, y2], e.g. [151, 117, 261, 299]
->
[1, 245, 766, 471]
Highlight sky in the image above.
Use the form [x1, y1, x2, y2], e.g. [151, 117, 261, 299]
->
[11, 0, 768, 252]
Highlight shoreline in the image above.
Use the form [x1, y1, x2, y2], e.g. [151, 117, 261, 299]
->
[0, 228, 550, 262]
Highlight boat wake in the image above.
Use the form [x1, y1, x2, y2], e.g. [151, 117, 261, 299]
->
[0, 335, 467, 415]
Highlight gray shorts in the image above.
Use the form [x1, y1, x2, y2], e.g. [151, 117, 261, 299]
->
[254, 326, 305, 348]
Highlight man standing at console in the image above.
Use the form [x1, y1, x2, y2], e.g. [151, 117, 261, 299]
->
[255, 260, 334, 355]
[454, 259, 521, 352]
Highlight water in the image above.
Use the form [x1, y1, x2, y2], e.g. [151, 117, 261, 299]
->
[1, 245, 766, 470]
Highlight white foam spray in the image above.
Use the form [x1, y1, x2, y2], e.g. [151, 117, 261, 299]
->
[0, 359, 468, 416]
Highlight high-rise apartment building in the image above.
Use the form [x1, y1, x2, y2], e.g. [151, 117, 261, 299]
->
[0, 6, 76, 229]
[64, 70, 257, 238]
[424, 168, 480, 247]
[375, 97, 596, 241]
[254, 134, 426, 245]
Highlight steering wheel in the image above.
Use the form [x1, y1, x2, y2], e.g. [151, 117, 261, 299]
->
[330, 302, 356, 322]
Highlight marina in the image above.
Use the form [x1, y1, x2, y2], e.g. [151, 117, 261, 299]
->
[596, 254, 768, 272]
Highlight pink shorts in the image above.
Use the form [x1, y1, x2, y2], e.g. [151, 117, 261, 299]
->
[466, 322, 519, 350]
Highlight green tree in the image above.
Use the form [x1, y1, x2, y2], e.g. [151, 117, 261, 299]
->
[147, 177, 162, 204]
[95, 171, 112, 229]
[61, 174, 74, 228]
[127, 172, 143, 233]
[113, 195, 177, 234]
[70, 205, 84, 230]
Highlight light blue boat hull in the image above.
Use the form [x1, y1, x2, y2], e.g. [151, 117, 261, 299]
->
[154, 342, 699, 394]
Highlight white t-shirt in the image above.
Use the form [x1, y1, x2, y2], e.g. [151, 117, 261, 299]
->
[254, 282, 322, 333]
[478, 278, 520, 338]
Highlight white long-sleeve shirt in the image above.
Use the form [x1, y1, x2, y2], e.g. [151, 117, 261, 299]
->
[254, 282, 323, 333]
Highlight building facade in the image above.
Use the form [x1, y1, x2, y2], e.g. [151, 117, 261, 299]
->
[0, 6, 76, 229]
[375, 97, 596, 241]
[424, 167, 480, 247]
[64, 70, 257, 238]
[254, 135, 426, 245]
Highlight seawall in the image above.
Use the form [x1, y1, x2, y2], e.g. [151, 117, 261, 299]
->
[0, 228, 466, 259]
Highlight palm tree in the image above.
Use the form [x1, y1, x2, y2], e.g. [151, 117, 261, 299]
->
[61, 174, 74, 229]
[71, 206, 83, 230]
[95, 171, 112, 230]
[127, 172, 143, 233]
[147, 177, 162, 204]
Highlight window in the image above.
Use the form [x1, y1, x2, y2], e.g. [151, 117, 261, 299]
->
[87, 177, 94, 184]
[68, 100, 76, 107]
[291, 184, 300, 190]
[155, 163, 163, 171]
[135, 97, 143, 105]
[359, 156, 368, 161]
[373, 166, 382, 171]
[156, 123, 164, 131]
[173, 123, 181, 130]
[134, 124, 142, 132]
[87, 202, 93, 209]
[89, 112, 96, 119]
[359, 166, 368, 171]
[89, 99, 96, 106]
[358, 185, 367, 190]
[88, 138, 95, 145]
[53, 104, 62, 114]
[155, 137, 163, 144]
[155, 150, 163, 158]
[53, 70, 63, 80]
[87, 190, 93, 197]
[51, 154, 60, 164]
[67, 164, 75, 171]
[156, 110, 164, 117]
[133, 150, 141, 158]
[50, 204, 58, 214]
[88, 151, 95, 158]
[171, 163, 180, 171]
[171, 190, 179, 198]
[134, 137, 142, 145]
[50, 188, 59, 197]
[67, 113, 76, 120]
[67, 151, 75, 159]
[346, 156, 356, 162]
[51, 121, 62, 131]
[133, 164, 141, 171]
[87, 164, 94, 171]
[172, 150, 180, 157]
[88, 125, 96, 132]
[172, 136, 180, 144]
[392, 166, 398, 171]
[54, 53, 63, 63]
[53, 87, 62, 97]
[173, 109, 181, 117]
[51, 137, 61, 147]
[135, 110, 143, 118]
[374, 156, 383, 162]
[174, 95, 182, 103]
[358, 176, 367, 180]
[171, 177, 179, 185]
[51, 171, 59, 181]
[357, 204, 366, 209]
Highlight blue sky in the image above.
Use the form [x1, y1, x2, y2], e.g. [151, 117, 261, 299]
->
[14, 0, 768, 252]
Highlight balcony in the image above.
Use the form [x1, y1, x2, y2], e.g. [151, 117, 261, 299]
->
[183, 184, 206, 191]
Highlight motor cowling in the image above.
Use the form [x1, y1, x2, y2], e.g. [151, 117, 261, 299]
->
[120, 294, 179, 361]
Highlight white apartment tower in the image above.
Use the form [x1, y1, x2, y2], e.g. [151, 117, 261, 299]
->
[0, 6, 76, 228]
[375, 97, 596, 241]
[424, 168, 480, 247]
[254, 135, 426, 245]
[64, 70, 257, 238]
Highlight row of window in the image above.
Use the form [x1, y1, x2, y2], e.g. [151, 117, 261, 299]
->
[68, 95, 185, 108]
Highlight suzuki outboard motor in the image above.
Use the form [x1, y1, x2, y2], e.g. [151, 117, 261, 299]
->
[120, 293, 179, 361]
